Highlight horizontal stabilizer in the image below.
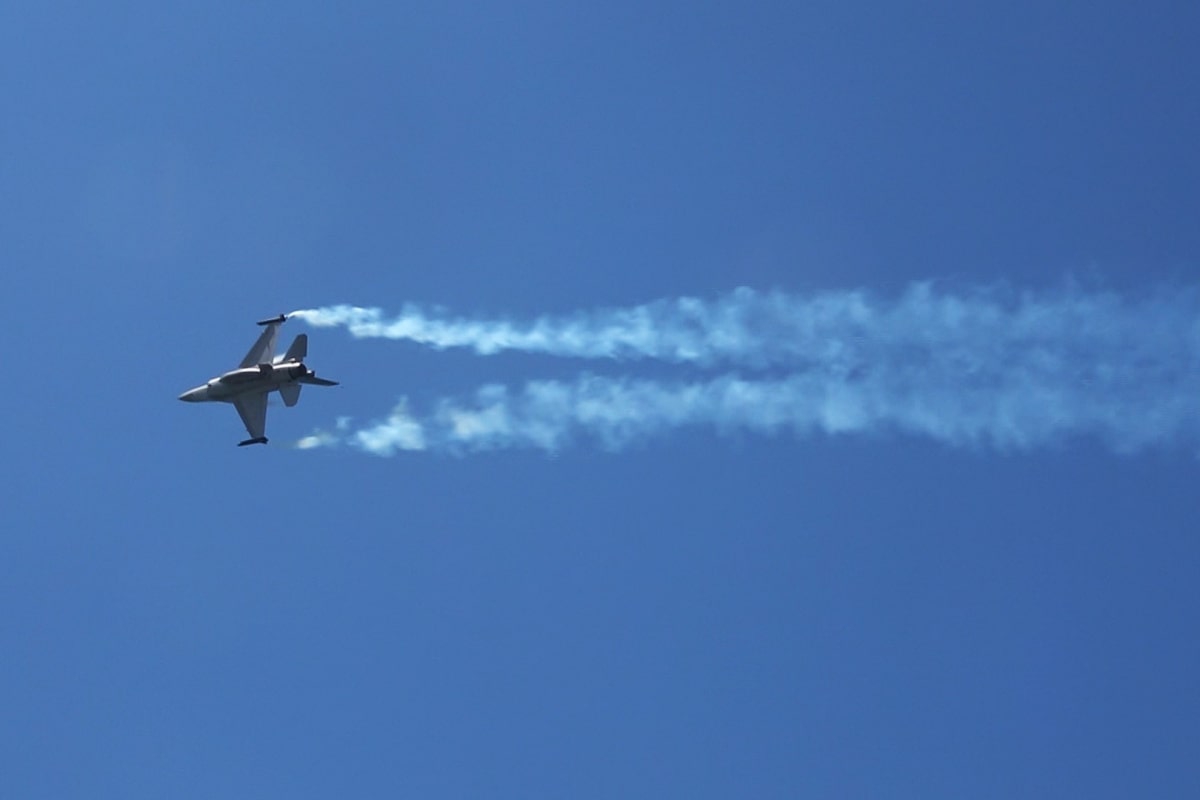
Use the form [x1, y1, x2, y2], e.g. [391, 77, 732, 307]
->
[299, 375, 339, 386]
[238, 436, 269, 447]
[280, 383, 302, 407]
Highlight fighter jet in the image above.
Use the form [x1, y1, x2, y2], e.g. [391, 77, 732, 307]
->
[178, 315, 339, 446]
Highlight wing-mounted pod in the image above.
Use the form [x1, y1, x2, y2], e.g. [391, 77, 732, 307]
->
[257, 314, 288, 326]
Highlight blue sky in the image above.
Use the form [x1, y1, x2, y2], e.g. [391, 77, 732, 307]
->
[3, 3, 1199, 797]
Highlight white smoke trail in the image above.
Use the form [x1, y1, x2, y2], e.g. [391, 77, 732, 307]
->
[297, 357, 1200, 456]
[290, 284, 1200, 372]
[292, 284, 1200, 455]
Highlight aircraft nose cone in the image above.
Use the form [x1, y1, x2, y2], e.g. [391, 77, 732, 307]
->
[179, 387, 203, 402]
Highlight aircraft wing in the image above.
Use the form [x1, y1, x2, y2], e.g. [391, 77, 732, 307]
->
[232, 391, 269, 442]
[239, 323, 281, 367]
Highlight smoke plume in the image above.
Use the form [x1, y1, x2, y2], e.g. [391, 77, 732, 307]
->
[292, 284, 1200, 454]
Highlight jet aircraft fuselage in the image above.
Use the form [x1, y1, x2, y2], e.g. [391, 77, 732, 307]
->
[178, 315, 338, 446]
[179, 362, 314, 403]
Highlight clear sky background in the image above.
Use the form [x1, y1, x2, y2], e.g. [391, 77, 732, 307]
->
[3, 3, 1199, 797]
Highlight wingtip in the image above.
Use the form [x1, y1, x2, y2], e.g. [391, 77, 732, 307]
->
[256, 314, 288, 326]
[237, 437, 269, 447]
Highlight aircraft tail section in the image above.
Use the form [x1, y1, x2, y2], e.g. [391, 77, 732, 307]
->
[283, 334, 308, 362]
[280, 383, 302, 407]
[299, 374, 339, 386]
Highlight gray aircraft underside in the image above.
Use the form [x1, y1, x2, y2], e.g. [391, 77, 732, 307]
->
[179, 315, 339, 446]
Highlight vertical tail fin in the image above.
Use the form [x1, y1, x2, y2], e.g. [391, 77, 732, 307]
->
[283, 334, 308, 362]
